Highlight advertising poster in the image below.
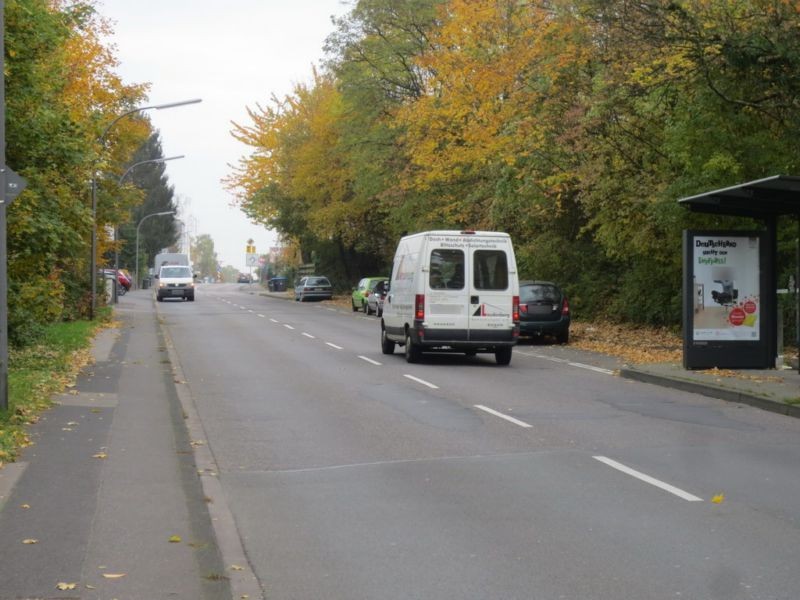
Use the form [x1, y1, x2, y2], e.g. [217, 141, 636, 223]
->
[692, 235, 760, 341]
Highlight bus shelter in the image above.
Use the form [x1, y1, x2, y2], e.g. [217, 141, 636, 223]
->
[679, 175, 800, 371]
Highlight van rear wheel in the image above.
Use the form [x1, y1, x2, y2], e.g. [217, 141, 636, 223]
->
[381, 328, 395, 355]
[495, 347, 512, 366]
[404, 332, 421, 363]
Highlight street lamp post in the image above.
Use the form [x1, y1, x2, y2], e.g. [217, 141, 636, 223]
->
[90, 98, 200, 319]
[136, 211, 175, 290]
[113, 156, 184, 303]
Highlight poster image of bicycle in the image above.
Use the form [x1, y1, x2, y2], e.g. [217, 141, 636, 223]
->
[691, 235, 760, 341]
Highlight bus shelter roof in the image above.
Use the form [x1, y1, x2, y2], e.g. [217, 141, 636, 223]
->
[678, 175, 800, 218]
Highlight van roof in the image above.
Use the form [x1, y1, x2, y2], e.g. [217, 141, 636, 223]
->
[401, 230, 511, 239]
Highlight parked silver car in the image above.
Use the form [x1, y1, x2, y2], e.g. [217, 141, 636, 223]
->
[294, 276, 333, 302]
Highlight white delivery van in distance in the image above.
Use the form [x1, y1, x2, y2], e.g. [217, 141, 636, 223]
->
[381, 230, 520, 365]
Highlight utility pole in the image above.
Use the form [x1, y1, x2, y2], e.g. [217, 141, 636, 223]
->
[0, 0, 6, 412]
[0, 1, 27, 411]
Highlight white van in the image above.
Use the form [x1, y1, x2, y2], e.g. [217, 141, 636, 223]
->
[155, 264, 196, 302]
[381, 230, 520, 364]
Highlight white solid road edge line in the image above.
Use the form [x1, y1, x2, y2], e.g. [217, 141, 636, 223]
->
[593, 456, 703, 502]
[474, 404, 532, 428]
[568, 362, 615, 375]
[403, 374, 439, 389]
[326, 342, 344, 350]
[358, 355, 382, 366]
[517, 352, 614, 375]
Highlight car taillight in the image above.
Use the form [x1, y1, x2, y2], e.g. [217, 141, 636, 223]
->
[562, 296, 570, 315]
[512, 295, 520, 323]
[415, 294, 425, 320]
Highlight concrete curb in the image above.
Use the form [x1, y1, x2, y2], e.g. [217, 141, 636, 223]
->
[619, 367, 800, 419]
[155, 300, 264, 600]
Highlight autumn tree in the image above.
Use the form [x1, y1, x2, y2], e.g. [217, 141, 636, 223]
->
[5, 0, 148, 342]
[230, 0, 800, 327]
[191, 234, 219, 280]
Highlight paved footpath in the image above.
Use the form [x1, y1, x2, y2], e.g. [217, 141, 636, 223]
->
[0, 293, 230, 600]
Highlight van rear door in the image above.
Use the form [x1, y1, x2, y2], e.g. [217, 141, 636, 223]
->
[468, 237, 514, 339]
[425, 238, 470, 340]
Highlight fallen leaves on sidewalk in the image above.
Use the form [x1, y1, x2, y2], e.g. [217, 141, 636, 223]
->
[92, 452, 108, 459]
[102, 573, 126, 579]
[568, 322, 682, 364]
[22, 538, 38, 544]
[698, 367, 785, 383]
[169, 535, 182, 543]
[711, 493, 725, 504]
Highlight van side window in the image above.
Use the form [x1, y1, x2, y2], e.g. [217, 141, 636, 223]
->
[474, 250, 508, 290]
[430, 249, 464, 290]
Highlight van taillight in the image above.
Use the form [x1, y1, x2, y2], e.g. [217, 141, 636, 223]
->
[512, 295, 520, 323]
[562, 296, 570, 316]
[415, 294, 425, 320]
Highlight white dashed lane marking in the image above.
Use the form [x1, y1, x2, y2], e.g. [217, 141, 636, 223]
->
[326, 342, 343, 350]
[474, 405, 532, 428]
[593, 456, 703, 502]
[403, 374, 439, 389]
[358, 356, 382, 366]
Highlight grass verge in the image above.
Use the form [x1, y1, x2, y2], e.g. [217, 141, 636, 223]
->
[0, 308, 112, 465]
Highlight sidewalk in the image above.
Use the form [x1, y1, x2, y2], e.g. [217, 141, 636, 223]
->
[620, 360, 800, 418]
[0, 292, 231, 600]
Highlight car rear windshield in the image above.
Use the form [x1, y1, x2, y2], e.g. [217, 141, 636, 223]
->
[473, 250, 508, 290]
[161, 266, 192, 278]
[520, 284, 561, 303]
[306, 277, 330, 286]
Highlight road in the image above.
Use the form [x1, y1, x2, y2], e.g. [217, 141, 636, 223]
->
[159, 283, 800, 600]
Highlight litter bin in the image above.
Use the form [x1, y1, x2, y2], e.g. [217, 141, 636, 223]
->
[270, 277, 287, 292]
[141, 277, 150, 289]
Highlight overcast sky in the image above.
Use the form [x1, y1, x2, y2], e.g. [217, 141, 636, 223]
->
[99, 0, 352, 270]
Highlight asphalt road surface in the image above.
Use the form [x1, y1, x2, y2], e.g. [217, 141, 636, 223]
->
[158, 283, 800, 600]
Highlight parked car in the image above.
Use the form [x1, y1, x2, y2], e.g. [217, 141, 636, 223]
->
[352, 277, 389, 312]
[295, 276, 333, 302]
[101, 269, 131, 295]
[365, 279, 389, 316]
[518, 280, 570, 343]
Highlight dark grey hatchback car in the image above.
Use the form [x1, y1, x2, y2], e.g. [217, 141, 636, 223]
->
[518, 280, 570, 343]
